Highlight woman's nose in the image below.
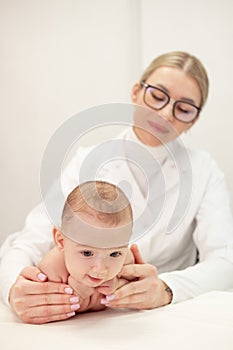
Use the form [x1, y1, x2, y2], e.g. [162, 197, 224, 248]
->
[158, 102, 174, 122]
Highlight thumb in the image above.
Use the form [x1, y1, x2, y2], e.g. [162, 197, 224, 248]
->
[20, 266, 48, 282]
[130, 244, 145, 264]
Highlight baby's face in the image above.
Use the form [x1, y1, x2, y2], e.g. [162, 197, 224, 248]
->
[63, 238, 128, 286]
[60, 210, 131, 286]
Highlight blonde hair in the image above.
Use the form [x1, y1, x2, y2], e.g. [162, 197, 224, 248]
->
[140, 51, 209, 108]
[62, 181, 133, 228]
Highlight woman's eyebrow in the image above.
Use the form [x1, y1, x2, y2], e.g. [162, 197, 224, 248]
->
[156, 83, 169, 93]
[156, 83, 195, 103]
[179, 97, 196, 104]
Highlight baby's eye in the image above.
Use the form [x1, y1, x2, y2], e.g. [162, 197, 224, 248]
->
[81, 251, 93, 257]
[110, 251, 121, 257]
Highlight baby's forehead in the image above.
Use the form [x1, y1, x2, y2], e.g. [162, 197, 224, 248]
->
[62, 210, 132, 248]
[72, 242, 128, 251]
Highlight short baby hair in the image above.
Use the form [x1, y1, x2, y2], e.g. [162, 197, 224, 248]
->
[62, 181, 133, 229]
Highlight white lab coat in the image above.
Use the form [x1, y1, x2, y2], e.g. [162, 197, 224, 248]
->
[1, 127, 233, 305]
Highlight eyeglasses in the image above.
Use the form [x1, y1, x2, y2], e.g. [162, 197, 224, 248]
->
[140, 81, 201, 123]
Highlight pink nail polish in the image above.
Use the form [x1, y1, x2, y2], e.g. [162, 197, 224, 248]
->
[38, 273, 47, 281]
[70, 296, 79, 303]
[65, 287, 73, 294]
[106, 294, 115, 301]
[67, 312, 76, 317]
[100, 298, 107, 304]
[71, 303, 80, 310]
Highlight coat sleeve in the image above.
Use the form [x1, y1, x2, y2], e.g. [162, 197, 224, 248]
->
[0, 147, 89, 305]
[159, 154, 233, 303]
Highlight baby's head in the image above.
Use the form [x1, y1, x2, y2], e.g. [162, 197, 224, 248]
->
[53, 181, 133, 286]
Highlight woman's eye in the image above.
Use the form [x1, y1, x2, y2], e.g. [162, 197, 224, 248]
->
[151, 92, 165, 102]
[81, 251, 93, 257]
[110, 251, 121, 257]
[178, 106, 190, 114]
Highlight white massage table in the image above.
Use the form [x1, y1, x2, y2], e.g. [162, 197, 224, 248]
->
[0, 291, 233, 350]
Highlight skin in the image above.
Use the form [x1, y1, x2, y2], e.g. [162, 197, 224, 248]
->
[9, 66, 202, 322]
[37, 219, 133, 315]
[9, 267, 76, 324]
[132, 66, 201, 146]
[59, 235, 129, 288]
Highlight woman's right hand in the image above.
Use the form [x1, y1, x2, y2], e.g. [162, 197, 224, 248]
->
[9, 266, 80, 324]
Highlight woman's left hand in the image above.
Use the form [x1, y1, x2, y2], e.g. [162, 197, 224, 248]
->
[101, 244, 172, 309]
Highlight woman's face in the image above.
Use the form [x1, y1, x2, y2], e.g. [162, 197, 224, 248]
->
[131, 66, 202, 146]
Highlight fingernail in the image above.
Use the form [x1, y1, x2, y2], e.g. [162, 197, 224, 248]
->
[67, 311, 76, 317]
[100, 298, 107, 304]
[70, 296, 79, 303]
[65, 287, 73, 294]
[38, 273, 47, 281]
[71, 303, 80, 310]
[106, 294, 115, 301]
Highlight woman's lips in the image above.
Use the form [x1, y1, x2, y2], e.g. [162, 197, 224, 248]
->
[148, 120, 170, 134]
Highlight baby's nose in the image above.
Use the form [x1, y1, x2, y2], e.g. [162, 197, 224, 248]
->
[91, 259, 108, 274]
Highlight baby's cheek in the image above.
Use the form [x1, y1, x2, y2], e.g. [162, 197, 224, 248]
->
[65, 259, 80, 280]
[109, 260, 124, 278]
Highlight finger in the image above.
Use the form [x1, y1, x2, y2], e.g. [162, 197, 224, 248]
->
[114, 279, 148, 300]
[109, 293, 144, 307]
[20, 266, 48, 282]
[24, 310, 77, 324]
[24, 303, 80, 321]
[27, 293, 80, 307]
[19, 278, 74, 296]
[101, 279, 148, 306]
[106, 300, 146, 310]
[119, 263, 157, 279]
[104, 288, 156, 309]
[130, 244, 145, 264]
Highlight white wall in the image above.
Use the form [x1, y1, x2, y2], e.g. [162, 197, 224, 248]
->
[0, 0, 140, 242]
[1, 0, 233, 244]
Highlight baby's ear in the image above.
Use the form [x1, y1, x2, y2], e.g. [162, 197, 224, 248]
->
[53, 227, 65, 250]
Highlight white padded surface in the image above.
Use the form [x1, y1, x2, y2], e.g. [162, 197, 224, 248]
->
[0, 291, 233, 350]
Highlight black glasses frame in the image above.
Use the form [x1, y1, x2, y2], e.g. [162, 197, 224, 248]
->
[140, 81, 201, 123]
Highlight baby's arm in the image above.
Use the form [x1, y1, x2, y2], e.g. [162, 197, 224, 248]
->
[39, 249, 97, 312]
[38, 247, 69, 283]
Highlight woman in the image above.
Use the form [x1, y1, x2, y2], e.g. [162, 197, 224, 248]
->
[1, 51, 233, 324]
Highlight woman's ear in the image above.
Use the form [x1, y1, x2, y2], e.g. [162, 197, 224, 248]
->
[53, 227, 65, 250]
[131, 82, 141, 103]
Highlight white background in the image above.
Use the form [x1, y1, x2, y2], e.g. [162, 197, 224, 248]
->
[1, 0, 233, 243]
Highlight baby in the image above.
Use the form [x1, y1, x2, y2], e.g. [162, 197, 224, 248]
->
[38, 180, 134, 314]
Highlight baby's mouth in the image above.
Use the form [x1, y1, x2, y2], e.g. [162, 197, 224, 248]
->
[87, 275, 103, 283]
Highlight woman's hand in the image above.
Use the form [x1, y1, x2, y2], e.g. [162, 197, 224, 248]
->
[101, 244, 173, 309]
[9, 266, 80, 324]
